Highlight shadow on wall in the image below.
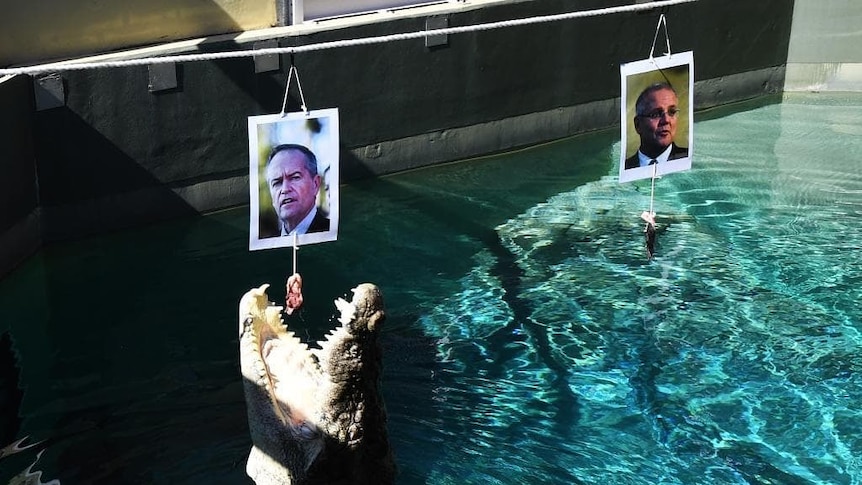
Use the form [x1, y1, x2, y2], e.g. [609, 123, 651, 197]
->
[28, 18, 288, 243]
[0, 0, 274, 67]
[0, 76, 38, 234]
[33, 104, 200, 242]
[0, 0, 272, 270]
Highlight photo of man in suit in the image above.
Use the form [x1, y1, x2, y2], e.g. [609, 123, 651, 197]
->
[248, 107, 339, 250]
[624, 82, 689, 170]
[264, 144, 330, 236]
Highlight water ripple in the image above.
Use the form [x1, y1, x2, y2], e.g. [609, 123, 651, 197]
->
[414, 93, 862, 484]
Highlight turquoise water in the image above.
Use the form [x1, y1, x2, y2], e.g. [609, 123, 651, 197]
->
[1, 93, 861, 484]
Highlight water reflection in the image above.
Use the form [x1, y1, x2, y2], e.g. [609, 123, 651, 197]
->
[0, 93, 860, 484]
[411, 94, 862, 484]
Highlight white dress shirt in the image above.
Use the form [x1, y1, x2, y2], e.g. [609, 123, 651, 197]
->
[635, 144, 675, 168]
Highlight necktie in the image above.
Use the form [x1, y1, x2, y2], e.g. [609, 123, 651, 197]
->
[649, 159, 657, 165]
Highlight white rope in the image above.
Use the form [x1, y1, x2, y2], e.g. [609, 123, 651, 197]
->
[292, 233, 298, 275]
[0, 0, 696, 76]
[648, 13, 672, 58]
[649, 163, 658, 215]
[280, 64, 308, 115]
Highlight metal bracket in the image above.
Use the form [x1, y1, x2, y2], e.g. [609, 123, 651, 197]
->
[148, 62, 177, 93]
[254, 40, 281, 73]
[425, 15, 449, 48]
[34, 74, 65, 111]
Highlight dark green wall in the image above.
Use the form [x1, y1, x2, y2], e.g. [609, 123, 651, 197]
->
[1, 0, 796, 275]
[0, 75, 40, 276]
[0, 76, 37, 233]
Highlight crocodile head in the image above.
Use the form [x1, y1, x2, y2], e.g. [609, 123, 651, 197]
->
[238, 283, 394, 485]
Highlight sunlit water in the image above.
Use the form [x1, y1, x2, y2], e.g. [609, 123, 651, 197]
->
[1, 93, 861, 484]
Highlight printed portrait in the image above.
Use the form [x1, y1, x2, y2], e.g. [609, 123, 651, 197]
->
[619, 51, 694, 183]
[248, 108, 340, 250]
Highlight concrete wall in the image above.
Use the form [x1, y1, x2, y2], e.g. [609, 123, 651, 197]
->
[784, 0, 862, 91]
[0, 0, 276, 67]
[0, 0, 796, 277]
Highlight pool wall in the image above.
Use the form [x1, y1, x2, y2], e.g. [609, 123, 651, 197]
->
[0, 0, 796, 277]
[0, 75, 41, 278]
[784, 0, 862, 92]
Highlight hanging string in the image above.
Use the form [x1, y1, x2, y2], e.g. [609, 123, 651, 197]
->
[640, 13, 675, 260]
[280, 55, 309, 116]
[279, 55, 308, 314]
[649, 162, 658, 215]
[292, 232, 298, 275]
[641, 165, 659, 260]
[648, 13, 672, 59]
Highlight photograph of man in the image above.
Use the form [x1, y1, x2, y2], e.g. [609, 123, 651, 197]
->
[247, 107, 339, 251]
[618, 52, 692, 184]
[624, 82, 688, 170]
[265, 144, 329, 236]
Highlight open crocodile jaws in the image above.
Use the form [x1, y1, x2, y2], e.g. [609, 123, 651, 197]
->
[238, 283, 394, 485]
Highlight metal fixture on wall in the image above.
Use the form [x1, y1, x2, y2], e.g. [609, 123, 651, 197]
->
[425, 15, 449, 47]
[34, 74, 65, 111]
[254, 40, 281, 73]
[148, 62, 178, 93]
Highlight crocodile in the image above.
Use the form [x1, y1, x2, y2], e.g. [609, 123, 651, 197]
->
[238, 283, 394, 485]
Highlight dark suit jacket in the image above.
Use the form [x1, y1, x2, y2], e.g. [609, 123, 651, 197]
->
[624, 143, 688, 170]
[259, 210, 331, 239]
[307, 211, 330, 234]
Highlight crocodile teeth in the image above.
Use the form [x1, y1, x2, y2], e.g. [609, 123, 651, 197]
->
[309, 347, 324, 362]
[335, 297, 355, 325]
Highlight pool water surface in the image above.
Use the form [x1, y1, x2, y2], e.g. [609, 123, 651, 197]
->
[1, 92, 861, 484]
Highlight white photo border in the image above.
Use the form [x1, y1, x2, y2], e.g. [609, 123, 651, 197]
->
[619, 51, 694, 183]
[248, 108, 340, 251]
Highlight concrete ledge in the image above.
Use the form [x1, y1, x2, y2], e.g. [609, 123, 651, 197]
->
[694, 66, 786, 110]
[345, 96, 619, 178]
[38, 176, 249, 243]
[173, 175, 250, 213]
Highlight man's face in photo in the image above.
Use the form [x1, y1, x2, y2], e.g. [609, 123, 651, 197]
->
[266, 149, 320, 229]
[634, 87, 679, 154]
